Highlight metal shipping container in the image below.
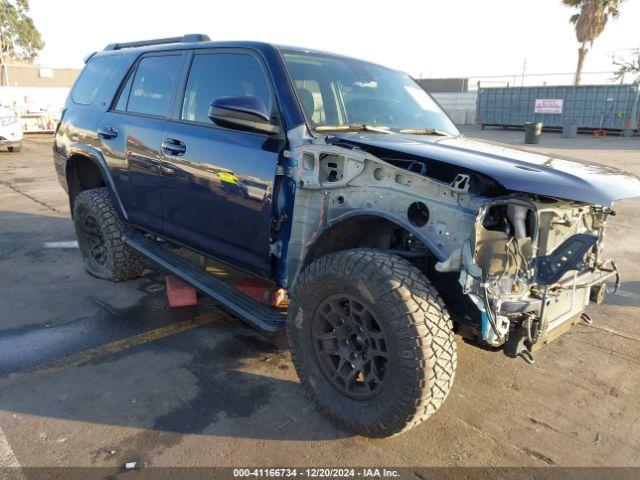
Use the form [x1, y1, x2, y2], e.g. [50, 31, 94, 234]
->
[476, 84, 640, 133]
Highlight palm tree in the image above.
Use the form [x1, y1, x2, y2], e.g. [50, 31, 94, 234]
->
[563, 0, 625, 85]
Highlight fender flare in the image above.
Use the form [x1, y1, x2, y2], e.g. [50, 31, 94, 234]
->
[67, 143, 128, 221]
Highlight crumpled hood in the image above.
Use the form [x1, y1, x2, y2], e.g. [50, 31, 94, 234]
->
[330, 133, 640, 207]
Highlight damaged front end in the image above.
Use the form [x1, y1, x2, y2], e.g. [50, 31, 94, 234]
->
[282, 129, 633, 362]
[438, 195, 619, 359]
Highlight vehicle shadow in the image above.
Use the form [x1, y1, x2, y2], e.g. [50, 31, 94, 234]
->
[0, 210, 349, 443]
[0, 294, 349, 444]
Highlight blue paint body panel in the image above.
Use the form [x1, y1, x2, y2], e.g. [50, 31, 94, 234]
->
[54, 41, 305, 282]
[160, 120, 283, 275]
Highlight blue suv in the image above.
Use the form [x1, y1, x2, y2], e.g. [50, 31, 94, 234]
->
[55, 34, 640, 437]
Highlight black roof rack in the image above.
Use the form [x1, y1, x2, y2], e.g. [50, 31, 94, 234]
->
[103, 34, 211, 51]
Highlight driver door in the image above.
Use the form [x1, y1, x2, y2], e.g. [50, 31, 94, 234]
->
[160, 50, 284, 275]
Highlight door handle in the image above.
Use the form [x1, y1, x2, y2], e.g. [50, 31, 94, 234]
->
[161, 138, 186, 156]
[97, 126, 118, 139]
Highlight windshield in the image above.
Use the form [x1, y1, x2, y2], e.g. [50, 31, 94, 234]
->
[281, 50, 459, 136]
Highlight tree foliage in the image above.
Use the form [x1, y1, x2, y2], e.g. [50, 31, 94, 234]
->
[0, 0, 44, 63]
[612, 49, 640, 82]
[562, 0, 625, 85]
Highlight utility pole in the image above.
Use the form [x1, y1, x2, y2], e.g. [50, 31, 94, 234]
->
[521, 57, 527, 87]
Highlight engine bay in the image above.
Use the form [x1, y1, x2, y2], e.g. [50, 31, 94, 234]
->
[444, 196, 619, 358]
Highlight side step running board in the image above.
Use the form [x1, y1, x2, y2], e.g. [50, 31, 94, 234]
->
[124, 232, 286, 333]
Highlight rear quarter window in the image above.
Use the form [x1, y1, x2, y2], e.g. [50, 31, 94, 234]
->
[72, 55, 121, 105]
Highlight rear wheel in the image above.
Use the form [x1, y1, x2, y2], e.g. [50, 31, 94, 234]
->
[8, 142, 21, 152]
[287, 249, 457, 437]
[73, 187, 145, 281]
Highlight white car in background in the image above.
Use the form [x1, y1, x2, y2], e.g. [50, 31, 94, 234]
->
[0, 106, 23, 152]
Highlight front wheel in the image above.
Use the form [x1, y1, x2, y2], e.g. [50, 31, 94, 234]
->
[287, 249, 457, 437]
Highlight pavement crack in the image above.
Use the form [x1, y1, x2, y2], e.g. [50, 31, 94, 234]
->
[570, 337, 640, 366]
[522, 447, 556, 465]
[0, 180, 63, 214]
[527, 416, 577, 440]
[443, 412, 559, 466]
[585, 323, 640, 343]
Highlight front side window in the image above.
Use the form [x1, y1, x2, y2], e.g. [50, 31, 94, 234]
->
[282, 51, 458, 135]
[127, 55, 181, 117]
[181, 53, 274, 125]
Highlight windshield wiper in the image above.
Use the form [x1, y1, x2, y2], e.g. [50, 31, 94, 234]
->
[398, 128, 450, 136]
[314, 124, 393, 134]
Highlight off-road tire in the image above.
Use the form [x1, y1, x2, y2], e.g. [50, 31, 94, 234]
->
[8, 142, 21, 152]
[73, 187, 145, 281]
[287, 249, 457, 437]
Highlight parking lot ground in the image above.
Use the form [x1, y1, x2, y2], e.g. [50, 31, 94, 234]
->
[0, 132, 639, 474]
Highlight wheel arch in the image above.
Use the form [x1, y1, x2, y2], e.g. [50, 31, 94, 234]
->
[300, 211, 446, 272]
[65, 144, 127, 220]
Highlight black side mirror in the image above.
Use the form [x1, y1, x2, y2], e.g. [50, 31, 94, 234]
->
[208, 96, 279, 135]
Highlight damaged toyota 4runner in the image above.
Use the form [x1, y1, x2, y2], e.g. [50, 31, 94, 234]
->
[54, 35, 640, 438]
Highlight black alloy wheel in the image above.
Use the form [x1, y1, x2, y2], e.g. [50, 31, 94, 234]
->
[79, 213, 108, 267]
[312, 294, 388, 400]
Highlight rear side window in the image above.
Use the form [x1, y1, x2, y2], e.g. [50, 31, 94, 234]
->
[72, 55, 120, 105]
[127, 55, 181, 117]
[181, 53, 273, 124]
